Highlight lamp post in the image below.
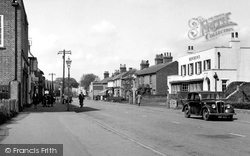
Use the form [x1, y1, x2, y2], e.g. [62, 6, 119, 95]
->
[49, 73, 55, 94]
[213, 72, 219, 100]
[131, 74, 136, 104]
[66, 57, 72, 111]
[58, 49, 71, 104]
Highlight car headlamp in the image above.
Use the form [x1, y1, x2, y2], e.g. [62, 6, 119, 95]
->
[212, 104, 216, 109]
[226, 104, 231, 109]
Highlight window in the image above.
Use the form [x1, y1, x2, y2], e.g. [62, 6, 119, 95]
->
[203, 59, 211, 70]
[206, 59, 211, 69]
[188, 63, 194, 75]
[181, 65, 186, 76]
[182, 84, 189, 92]
[149, 75, 152, 84]
[0, 15, 3, 47]
[195, 61, 202, 74]
[222, 80, 227, 92]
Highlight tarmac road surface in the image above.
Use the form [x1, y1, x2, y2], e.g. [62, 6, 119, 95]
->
[0, 98, 250, 156]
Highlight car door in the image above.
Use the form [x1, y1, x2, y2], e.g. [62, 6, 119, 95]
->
[192, 93, 202, 115]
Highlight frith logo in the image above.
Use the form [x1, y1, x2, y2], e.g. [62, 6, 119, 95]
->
[188, 12, 237, 41]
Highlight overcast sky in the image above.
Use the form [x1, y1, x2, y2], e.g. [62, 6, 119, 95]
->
[23, 0, 250, 82]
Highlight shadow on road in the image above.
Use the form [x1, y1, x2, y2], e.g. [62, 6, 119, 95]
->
[188, 116, 237, 122]
[73, 107, 99, 113]
[22, 101, 100, 113]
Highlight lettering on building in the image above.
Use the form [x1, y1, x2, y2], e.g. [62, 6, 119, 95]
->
[189, 55, 200, 61]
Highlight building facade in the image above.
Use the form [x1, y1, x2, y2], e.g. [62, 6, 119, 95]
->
[168, 32, 250, 94]
[0, 0, 29, 110]
[136, 53, 178, 95]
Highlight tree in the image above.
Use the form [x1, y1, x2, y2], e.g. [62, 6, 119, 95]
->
[80, 73, 99, 91]
[54, 77, 79, 95]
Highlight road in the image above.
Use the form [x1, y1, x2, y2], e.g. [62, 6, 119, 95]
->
[0, 98, 250, 156]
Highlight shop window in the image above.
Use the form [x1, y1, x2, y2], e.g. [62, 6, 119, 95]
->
[0, 15, 3, 47]
[182, 84, 189, 92]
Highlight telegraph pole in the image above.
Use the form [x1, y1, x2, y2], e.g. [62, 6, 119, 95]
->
[49, 73, 56, 94]
[58, 49, 71, 104]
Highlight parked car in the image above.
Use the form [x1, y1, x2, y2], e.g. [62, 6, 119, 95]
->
[182, 92, 236, 121]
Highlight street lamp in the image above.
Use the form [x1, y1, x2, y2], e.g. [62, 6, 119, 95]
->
[213, 72, 219, 100]
[131, 74, 137, 104]
[66, 57, 72, 111]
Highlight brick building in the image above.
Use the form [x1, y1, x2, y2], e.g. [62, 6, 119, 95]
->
[0, 0, 29, 110]
[136, 53, 178, 95]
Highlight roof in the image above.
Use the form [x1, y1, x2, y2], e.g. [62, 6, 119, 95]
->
[136, 61, 176, 76]
[99, 77, 113, 84]
[121, 69, 137, 79]
[112, 72, 127, 80]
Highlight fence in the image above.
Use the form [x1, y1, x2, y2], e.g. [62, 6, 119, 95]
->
[0, 99, 19, 124]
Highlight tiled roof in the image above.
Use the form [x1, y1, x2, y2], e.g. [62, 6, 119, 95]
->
[112, 72, 127, 80]
[99, 77, 113, 84]
[136, 61, 176, 75]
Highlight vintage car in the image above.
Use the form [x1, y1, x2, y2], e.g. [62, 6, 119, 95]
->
[182, 92, 236, 121]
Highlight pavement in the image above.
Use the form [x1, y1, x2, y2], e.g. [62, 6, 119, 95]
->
[0, 100, 160, 156]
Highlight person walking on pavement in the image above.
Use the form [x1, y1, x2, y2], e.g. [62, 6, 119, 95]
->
[136, 93, 142, 106]
[33, 91, 39, 109]
[79, 92, 85, 108]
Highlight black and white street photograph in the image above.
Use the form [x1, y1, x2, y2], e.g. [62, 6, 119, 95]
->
[0, 0, 250, 155]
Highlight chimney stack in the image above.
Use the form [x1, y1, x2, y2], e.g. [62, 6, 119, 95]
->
[187, 46, 195, 54]
[120, 64, 127, 73]
[140, 60, 149, 70]
[163, 52, 173, 63]
[104, 71, 109, 78]
[229, 32, 240, 48]
[155, 54, 163, 65]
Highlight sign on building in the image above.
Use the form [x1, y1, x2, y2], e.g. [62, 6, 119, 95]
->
[188, 12, 237, 41]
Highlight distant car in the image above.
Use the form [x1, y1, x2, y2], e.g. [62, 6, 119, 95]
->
[182, 92, 236, 121]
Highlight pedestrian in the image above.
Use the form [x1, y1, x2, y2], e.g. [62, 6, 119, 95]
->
[79, 92, 85, 108]
[33, 91, 39, 109]
[136, 93, 142, 106]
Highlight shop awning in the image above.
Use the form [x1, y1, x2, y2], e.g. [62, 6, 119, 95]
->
[170, 78, 204, 84]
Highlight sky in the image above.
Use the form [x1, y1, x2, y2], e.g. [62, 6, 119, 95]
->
[23, 0, 250, 82]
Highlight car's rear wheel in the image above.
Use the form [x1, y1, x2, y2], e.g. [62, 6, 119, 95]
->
[184, 106, 191, 118]
[202, 108, 210, 121]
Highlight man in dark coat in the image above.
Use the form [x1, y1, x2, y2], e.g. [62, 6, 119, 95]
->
[33, 92, 39, 109]
[78, 92, 85, 108]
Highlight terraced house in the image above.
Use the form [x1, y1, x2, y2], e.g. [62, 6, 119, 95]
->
[136, 53, 178, 95]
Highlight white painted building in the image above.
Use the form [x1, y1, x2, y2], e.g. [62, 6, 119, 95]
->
[168, 32, 250, 94]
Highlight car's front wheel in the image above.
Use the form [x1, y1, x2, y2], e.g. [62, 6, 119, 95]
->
[202, 108, 210, 121]
[184, 106, 191, 118]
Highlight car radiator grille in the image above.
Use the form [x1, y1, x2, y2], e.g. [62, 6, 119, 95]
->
[217, 102, 225, 113]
